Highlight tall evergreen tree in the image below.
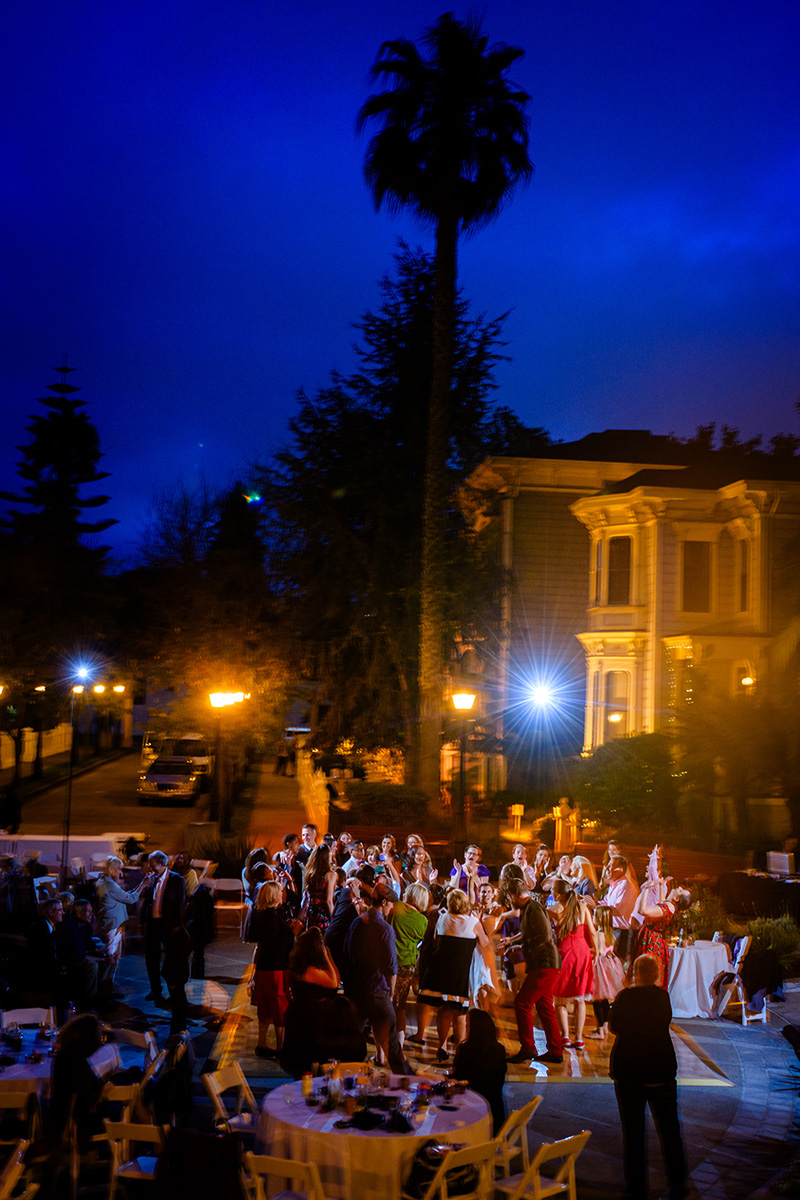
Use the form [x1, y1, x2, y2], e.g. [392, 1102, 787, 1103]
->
[358, 13, 533, 796]
[257, 245, 547, 756]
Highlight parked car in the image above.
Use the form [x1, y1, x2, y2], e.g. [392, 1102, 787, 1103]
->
[137, 757, 202, 806]
[141, 731, 215, 788]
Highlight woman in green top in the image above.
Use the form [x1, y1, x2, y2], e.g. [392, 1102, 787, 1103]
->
[389, 882, 430, 1046]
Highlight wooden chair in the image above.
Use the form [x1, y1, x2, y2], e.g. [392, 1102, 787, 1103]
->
[495, 1130, 591, 1200]
[202, 1062, 258, 1134]
[0, 1140, 38, 1200]
[242, 1152, 332, 1200]
[0, 1091, 41, 1144]
[495, 1095, 543, 1176]
[400, 1140, 498, 1200]
[103, 1120, 168, 1200]
[0, 1007, 55, 1029]
[110, 1027, 159, 1065]
[190, 859, 217, 884]
[713, 936, 769, 1025]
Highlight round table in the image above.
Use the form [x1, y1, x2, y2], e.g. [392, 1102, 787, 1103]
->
[257, 1076, 492, 1200]
[667, 940, 730, 1018]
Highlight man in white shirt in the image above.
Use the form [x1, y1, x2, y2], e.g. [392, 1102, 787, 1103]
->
[605, 855, 638, 960]
[342, 842, 366, 876]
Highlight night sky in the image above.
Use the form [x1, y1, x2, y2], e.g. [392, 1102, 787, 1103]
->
[3, 1, 799, 563]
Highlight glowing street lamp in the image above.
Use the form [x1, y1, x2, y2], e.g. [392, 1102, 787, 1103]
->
[209, 691, 249, 833]
[451, 689, 477, 844]
[61, 673, 124, 884]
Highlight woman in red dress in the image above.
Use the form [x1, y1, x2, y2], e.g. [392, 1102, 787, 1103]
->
[549, 880, 598, 1049]
[630, 885, 692, 988]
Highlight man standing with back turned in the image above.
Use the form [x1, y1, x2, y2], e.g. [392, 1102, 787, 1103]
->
[504, 884, 563, 1065]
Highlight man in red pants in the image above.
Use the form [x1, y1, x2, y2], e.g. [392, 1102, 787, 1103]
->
[504, 885, 563, 1065]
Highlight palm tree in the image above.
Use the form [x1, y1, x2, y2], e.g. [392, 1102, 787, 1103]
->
[358, 13, 533, 798]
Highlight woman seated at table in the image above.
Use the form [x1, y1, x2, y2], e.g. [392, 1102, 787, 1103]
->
[629, 883, 692, 989]
[49, 1012, 110, 1151]
[451, 1008, 507, 1134]
[280, 927, 342, 1078]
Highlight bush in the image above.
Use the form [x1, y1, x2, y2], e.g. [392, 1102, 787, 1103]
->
[686, 888, 739, 940]
[747, 914, 800, 970]
[333, 782, 429, 827]
[191, 835, 258, 879]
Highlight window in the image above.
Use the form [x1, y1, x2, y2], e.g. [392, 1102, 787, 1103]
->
[739, 540, 749, 612]
[605, 671, 628, 738]
[682, 541, 711, 612]
[607, 537, 631, 606]
[593, 540, 602, 606]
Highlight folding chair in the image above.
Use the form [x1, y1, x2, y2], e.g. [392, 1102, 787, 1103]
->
[495, 1095, 543, 1176]
[103, 1121, 168, 1200]
[110, 1027, 159, 1066]
[1, 1007, 55, 1029]
[712, 935, 768, 1025]
[495, 1130, 591, 1200]
[400, 1140, 498, 1200]
[190, 859, 217, 884]
[202, 1062, 258, 1134]
[241, 1152, 333, 1200]
[0, 1091, 42, 1145]
[0, 1140, 38, 1200]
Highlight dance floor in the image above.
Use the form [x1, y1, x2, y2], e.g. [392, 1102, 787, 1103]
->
[214, 979, 732, 1089]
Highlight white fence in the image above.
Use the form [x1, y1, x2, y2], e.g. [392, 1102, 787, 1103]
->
[0, 723, 72, 771]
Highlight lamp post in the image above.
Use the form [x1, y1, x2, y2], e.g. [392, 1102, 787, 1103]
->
[209, 692, 247, 835]
[61, 673, 125, 885]
[451, 690, 476, 846]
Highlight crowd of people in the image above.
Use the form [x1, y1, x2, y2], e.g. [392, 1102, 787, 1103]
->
[0, 827, 693, 1197]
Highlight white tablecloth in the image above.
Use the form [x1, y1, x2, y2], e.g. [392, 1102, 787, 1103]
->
[668, 941, 730, 1018]
[257, 1077, 492, 1200]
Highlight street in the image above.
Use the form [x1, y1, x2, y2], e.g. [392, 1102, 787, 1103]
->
[17, 750, 213, 855]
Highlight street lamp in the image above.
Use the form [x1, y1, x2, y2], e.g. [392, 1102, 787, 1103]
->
[209, 691, 249, 834]
[451, 690, 476, 845]
[61, 675, 124, 884]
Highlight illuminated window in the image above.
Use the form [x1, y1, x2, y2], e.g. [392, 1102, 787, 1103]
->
[682, 542, 711, 612]
[738, 540, 749, 612]
[607, 537, 631, 606]
[605, 670, 628, 738]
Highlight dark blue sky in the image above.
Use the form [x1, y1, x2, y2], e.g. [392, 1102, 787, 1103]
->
[3, 0, 799, 563]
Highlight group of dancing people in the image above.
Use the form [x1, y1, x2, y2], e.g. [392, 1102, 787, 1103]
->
[240, 826, 691, 1153]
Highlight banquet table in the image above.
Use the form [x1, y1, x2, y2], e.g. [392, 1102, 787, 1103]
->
[257, 1076, 492, 1200]
[0, 1029, 136, 1100]
[668, 940, 730, 1018]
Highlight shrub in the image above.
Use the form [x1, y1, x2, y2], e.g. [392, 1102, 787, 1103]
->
[747, 914, 800, 970]
[686, 888, 739, 940]
[191, 835, 258, 879]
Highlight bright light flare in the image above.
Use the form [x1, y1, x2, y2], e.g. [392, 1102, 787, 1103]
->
[529, 684, 553, 708]
[452, 690, 476, 711]
[73, 685, 85, 695]
[210, 691, 246, 708]
[93, 685, 105, 694]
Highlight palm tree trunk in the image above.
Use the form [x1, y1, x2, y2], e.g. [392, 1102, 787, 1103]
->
[416, 210, 458, 803]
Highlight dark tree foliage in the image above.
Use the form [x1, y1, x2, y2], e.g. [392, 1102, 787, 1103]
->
[256, 245, 549, 753]
[117, 487, 290, 747]
[0, 363, 116, 706]
[358, 13, 533, 796]
[569, 733, 680, 835]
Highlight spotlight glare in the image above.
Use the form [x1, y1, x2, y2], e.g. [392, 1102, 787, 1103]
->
[529, 685, 552, 708]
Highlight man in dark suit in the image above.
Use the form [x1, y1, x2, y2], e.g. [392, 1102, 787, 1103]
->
[26, 896, 67, 1013]
[141, 851, 189, 1030]
[610, 952, 687, 1199]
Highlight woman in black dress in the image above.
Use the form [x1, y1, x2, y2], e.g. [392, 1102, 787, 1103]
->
[279, 927, 341, 1078]
[416, 888, 488, 1063]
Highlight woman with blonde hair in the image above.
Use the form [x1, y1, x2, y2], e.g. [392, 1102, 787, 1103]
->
[570, 855, 598, 906]
[390, 882, 430, 1045]
[249, 879, 295, 1057]
[417, 888, 488, 1063]
[95, 856, 147, 992]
